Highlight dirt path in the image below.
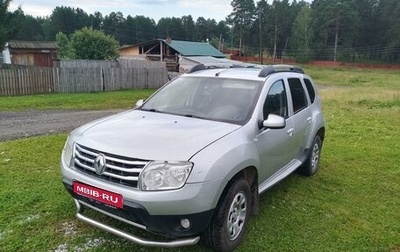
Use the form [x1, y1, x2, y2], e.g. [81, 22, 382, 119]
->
[0, 109, 122, 141]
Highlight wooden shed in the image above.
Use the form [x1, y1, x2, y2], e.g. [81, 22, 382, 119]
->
[118, 38, 225, 72]
[6, 41, 58, 67]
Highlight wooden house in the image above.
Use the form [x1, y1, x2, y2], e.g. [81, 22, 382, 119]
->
[5, 41, 58, 67]
[118, 38, 225, 72]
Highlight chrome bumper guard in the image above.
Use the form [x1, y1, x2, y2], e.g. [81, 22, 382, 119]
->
[74, 199, 200, 248]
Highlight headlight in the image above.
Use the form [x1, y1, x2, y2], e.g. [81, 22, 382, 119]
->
[62, 136, 74, 167]
[139, 161, 193, 191]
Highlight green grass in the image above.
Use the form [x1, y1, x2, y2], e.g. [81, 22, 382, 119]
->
[302, 65, 400, 88]
[1, 67, 400, 251]
[0, 89, 156, 111]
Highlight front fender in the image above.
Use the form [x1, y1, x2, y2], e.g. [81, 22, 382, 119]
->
[187, 128, 259, 209]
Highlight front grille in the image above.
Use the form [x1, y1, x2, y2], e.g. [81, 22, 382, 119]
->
[73, 144, 149, 188]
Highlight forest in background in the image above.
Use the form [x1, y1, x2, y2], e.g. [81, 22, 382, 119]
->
[1, 0, 400, 63]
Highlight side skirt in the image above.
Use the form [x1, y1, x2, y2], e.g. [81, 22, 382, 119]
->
[258, 159, 302, 194]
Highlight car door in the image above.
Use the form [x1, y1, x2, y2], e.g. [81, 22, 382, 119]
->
[287, 77, 312, 157]
[255, 79, 298, 181]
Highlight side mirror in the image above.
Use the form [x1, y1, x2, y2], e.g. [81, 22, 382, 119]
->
[135, 99, 144, 108]
[262, 114, 285, 129]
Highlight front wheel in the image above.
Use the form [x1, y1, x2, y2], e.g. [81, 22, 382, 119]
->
[298, 135, 323, 176]
[201, 179, 251, 251]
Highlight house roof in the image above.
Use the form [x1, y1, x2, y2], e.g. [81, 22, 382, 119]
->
[7, 41, 58, 50]
[162, 40, 225, 58]
[119, 40, 159, 49]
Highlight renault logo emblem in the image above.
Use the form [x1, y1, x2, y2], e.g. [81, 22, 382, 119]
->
[94, 154, 106, 175]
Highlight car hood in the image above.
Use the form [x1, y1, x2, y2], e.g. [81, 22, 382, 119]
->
[73, 110, 241, 161]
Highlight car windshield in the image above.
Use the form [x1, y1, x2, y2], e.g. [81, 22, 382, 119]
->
[141, 76, 262, 124]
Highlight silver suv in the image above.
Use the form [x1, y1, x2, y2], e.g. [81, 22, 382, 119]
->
[61, 64, 325, 251]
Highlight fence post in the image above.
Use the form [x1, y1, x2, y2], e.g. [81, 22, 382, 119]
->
[101, 67, 105, 92]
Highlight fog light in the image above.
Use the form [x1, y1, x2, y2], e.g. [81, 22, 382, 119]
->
[180, 218, 190, 229]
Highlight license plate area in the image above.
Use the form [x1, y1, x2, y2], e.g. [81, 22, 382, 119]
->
[73, 181, 123, 208]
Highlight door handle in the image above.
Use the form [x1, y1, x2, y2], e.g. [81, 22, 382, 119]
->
[307, 117, 312, 124]
[287, 128, 294, 136]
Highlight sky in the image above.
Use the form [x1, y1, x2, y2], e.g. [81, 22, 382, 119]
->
[8, 0, 311, 23]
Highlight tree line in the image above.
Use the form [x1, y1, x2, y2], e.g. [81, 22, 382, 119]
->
[1, 0, 400, 63]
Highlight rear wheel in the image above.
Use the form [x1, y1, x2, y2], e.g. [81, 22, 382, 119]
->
[298, 135, 322, 176]
[201, 179, 251, 251]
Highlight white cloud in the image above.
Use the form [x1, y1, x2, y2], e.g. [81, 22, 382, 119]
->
[179, 0, 231, 20]
[8, 0, 233, 21]
[9, 2, 53, 17]
[67, 0, 140, 11]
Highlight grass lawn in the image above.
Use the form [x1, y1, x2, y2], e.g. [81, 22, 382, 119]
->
[0, 89, 157, 111]
[0, 66, 399, 251]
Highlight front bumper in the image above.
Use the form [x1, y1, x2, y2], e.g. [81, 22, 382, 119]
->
[74, 199, 200, 247]
[63, 181, 214, 240]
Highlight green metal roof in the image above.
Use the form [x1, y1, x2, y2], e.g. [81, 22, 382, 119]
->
[163, 40, 225, 58]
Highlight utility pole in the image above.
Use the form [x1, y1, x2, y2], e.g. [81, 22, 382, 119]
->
[259, 9, 263, 65]
[219, 33, 222, 51]
[230, 28, 233, 56]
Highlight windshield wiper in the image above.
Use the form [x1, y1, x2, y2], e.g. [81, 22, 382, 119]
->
[141, 108, 163, 113]
[142, 109, 205, 119]
[183, 114, 206, 119]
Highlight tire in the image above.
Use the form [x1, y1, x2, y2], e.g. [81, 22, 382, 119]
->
[298, 135, 322, 176]
[201, 179, 251, 252]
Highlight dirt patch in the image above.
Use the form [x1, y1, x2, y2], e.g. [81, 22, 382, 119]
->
[0, 109, 122, 141]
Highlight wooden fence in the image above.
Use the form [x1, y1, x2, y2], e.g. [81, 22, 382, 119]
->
[54, 67, 168, 93]
[54, 58, 167, 69]
[0, 62, 169, 96]
[0, 67, 55, 96]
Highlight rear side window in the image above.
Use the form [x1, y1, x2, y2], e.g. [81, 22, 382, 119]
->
[304, 78, 316, 103]
[288, 78, 307, 114]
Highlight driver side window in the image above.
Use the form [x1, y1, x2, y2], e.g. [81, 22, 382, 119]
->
[263, 80, 288, 120]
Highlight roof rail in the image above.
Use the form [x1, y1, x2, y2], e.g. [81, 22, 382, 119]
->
[258, 64, 304, 78]
[186, 63, 250, 74]
[187, 63, 303, 76]
[186, 64, 207, 73]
